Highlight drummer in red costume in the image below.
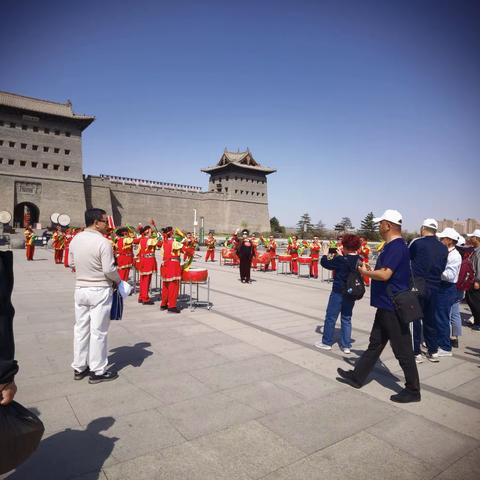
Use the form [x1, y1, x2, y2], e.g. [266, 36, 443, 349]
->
[309, 236, 321, 278]
[115, 227, 135, 282]
[134, 225, 160, 305]
[228, 232, 240, 265]
[24, 225, 35, 261]
[261, 235, 277, 271]
[205, 232, 216, 262]
[52, 225, 65, 264]
[287, 235, 300, 274]
[358, 237, 371, 286]
[63, 228, 74, 268]
[182, 232, 197, 264]
[160, 226, 183, 313]
[250, 233, 259, 269]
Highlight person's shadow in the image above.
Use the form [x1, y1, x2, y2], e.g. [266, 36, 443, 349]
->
[8, 416, 117, 479]
[108, 342, 153, 371]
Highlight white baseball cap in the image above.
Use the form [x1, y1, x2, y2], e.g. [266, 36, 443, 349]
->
[467, 229, 480, 238]
[437, 227, 460, 242]
[457, 235, 466, 246]
[373, 209, 403, 226]
[421, 218, 438, 230]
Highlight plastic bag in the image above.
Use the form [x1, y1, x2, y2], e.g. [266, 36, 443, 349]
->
[110, 289, 124, 320]
[0, 401, 45, 474]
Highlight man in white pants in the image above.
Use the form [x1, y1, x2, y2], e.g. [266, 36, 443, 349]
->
[69, 208, 121, 384]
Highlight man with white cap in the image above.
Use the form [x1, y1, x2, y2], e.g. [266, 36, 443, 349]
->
[449, 235, 467, 347]
[435, 228, 462, 356]
[409, 219, 448, 363]
[465, 229, 480, 330]
[337, 209, 421, 403]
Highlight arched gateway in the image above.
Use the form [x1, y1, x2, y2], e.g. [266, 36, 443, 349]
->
[14, 202, 39, 228]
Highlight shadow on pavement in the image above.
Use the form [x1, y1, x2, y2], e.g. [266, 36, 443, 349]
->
[108, 342, 153, 372]
[8, 416, 117, 480]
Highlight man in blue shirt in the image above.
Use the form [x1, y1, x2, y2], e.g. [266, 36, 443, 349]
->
[337, 209, 421, 403]
[409, 219, 448, 362]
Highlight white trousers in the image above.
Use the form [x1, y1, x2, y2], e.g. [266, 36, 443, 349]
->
[72, 286, 112, 375]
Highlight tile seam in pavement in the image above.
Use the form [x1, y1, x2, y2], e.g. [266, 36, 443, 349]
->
[205, 285, 480, 366]
[207, 307, 480, 410]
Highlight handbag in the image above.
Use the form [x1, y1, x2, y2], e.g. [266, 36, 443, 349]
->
[110, 289, 124, 320]
[387, 263, 424, 325]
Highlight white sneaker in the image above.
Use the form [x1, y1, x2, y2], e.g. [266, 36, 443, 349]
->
[426, 352, 440, 363]
[314, 341, 332, 350]
[415, 354, 423, 364]
[465, 316, 475, 326]
[437, 348, 453, 357]
[342, 348, 351, 354]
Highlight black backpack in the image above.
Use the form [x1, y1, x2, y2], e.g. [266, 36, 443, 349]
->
[343, 258, 365, 300]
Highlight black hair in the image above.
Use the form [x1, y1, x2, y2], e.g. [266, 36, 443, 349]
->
[116, 227, 128, 236]
[162, 226, 173, 233]
[84, 208, 107, 227]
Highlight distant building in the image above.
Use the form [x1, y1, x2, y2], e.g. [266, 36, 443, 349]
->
[0, 91, 275, 233]
[438, 218, 480, 235]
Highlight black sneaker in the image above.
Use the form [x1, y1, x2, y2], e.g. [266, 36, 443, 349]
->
[160, 305, 168, 310]
[142, 300, 155, 305]
[168, 307, 181, 314]
[74, 367, 90, 381]
[336, 368, 361, 389]
[88, 371, 119, 384]
[315, 325, 322, 334]
[390, 389, 421, 403]
[451, 338, 459, 348]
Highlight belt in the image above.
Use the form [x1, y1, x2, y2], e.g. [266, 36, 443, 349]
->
[118, 253, 133, 257]
[163, 258, 180, 263]
[141, 254, 156, 258]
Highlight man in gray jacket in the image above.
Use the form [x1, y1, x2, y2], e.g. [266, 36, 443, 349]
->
[69, 208, 121, 383]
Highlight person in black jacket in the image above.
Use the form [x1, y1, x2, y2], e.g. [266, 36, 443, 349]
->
[0, 251, 18, 405]
[236, 230, 255, 283]
[315, 234, 362, 354]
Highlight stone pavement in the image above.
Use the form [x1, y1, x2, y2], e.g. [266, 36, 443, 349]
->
[3, 247, 480, 479]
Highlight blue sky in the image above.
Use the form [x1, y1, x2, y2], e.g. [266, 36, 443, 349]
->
[1, 0, 479, 230]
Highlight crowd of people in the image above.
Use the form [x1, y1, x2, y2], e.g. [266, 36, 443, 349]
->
[14, 208, 480, 400]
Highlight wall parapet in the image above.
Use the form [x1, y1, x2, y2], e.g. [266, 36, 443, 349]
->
[96, 173, 202, 192]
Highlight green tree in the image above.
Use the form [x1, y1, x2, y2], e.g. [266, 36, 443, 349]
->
[358, 212, 379, 240]
[270, 216, 286, 237]
[334, 217, 354, 234]
[314, 220, 327, 238]
[296, 213, 315, 238]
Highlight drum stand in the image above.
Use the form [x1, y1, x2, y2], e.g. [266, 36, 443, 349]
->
[181, 278, 211, 311]
[277, 260, 290, 275]
[297, 262, 311, 279]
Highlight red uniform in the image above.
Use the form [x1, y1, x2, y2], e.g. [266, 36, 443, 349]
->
[250, 238, 259, 269]
[63, 230, 74, 268]
[358, 241, 371, 286]
[52, 230, 65, 264]
[135, 235, 159, 303]
[182, 237, 197, 263]
[160, 237, 183, 309]
[287, 241, 299, 274]
[228, 235, 240, 265]
[263, 239, 277, 271]
[24, 229, 35, 261]
[205, 236, 216, 262]
[116, 236, 135, 282]
[309, 242, 321, 278]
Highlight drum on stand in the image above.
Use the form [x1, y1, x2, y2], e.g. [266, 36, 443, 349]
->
[0, 211, 12, 224]
[50, 212, 60, 224]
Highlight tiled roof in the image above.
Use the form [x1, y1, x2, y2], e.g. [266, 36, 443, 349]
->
[201, 149, 276, 175]
[0, 91, 95, 123]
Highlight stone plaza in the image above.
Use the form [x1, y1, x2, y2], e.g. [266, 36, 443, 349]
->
[4, 247, 480, 479]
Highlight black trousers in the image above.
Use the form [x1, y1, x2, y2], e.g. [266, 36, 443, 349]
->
[466, 289, 480, 325]
[239, 257, 252, 281]
[352, 308, 420, 393]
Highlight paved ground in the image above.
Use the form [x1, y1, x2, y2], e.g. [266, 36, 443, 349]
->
[3, 247, 480, 479]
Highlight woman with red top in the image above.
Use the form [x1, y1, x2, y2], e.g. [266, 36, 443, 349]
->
[358, 238, 371, 286]
[287, 235, 300, 274]
[134, 225, 160, 305]
[23, 225, 35, 261]
[115, 227, 135, 282]
[182, 232, 197, 263]
[205, 233, 216, 262]
[309, 237, 321, 278]
[160, 227, 183, 313]
[63, 228, 74, 268]
[52, 226, 65, 264]
[261, 235, 277, 271]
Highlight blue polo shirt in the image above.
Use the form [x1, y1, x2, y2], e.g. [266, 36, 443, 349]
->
[409, 236, 448, 290]
[371, 237, 410, 311]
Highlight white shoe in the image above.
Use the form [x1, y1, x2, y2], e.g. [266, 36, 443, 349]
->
[465, 316, 475, 326]
[426, 352, 440, 363]
[314, 341, 332, 350]
[437, 348, 453, 357]
[415, 354, 424, 364]
[342, 348, 351, 354]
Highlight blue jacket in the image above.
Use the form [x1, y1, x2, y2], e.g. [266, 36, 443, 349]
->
[321, 254, 360, 294]
[409, 236, 448, 290]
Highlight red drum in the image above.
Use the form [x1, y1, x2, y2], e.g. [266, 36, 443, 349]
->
[297, 256, 312, 264]
[257, 252, 271, 264]
[222, 247, 235, 259]
[278, 255, 292, 262]
[182, 268, 208, 283]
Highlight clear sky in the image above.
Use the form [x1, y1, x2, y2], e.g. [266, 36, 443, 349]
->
[1, 0, 479, 231]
